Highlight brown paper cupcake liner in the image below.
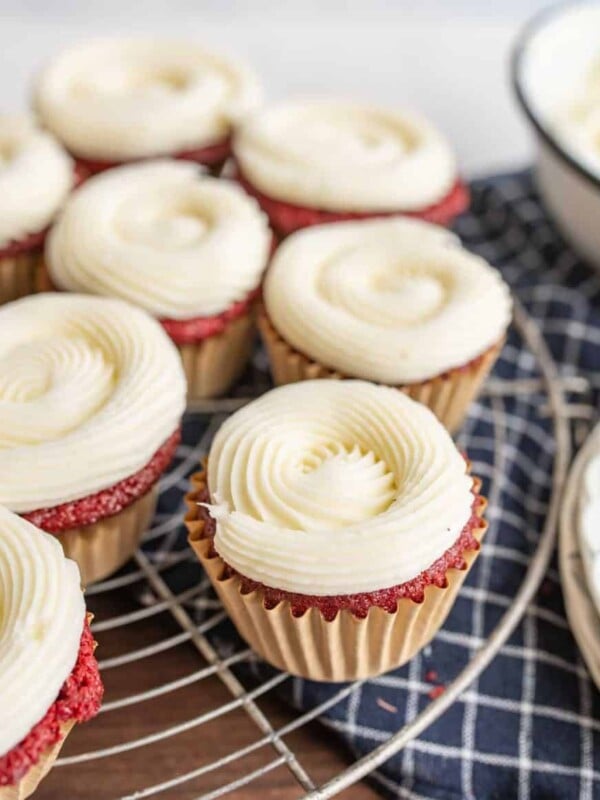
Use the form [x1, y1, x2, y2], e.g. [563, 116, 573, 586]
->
[56, 486, 158, 586]
[0, 721, 75, 800]
[179, 307, 257, 402]
[0, 614, 97, 799]
[185, 469, 487, 682]
[258, 308, 503, 433]
[0, 250, 42, 306]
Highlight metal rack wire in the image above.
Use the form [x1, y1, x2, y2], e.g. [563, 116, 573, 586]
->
[44, 299, 575, 800]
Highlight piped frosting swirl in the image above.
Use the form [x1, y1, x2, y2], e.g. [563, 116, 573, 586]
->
[0, 293, 186, 512]
[234, 99, 458, 212]
[0, 506, 85, 755]
[264, 218, 511, 383]
[207, 380, 474, 595]
[47, 160, 271, 319]
[0, 115, 74, 248]
[34, 38, 262, 161]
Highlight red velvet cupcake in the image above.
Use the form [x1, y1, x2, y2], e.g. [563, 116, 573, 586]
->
[0, 508, 103, 798]
[233, 99, 468, 238]
[45, 160, 272, 401]
[0, 116, 76, 306]
[186, 381, 487, 681]
[34, 38, 262, 176]
[0, 294, 186, 584]
[259, 217, 511, 433]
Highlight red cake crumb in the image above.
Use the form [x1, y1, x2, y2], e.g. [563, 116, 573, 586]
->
[428, 685, 446, 700]
[161, 288, 261, 345]
[73, 137, 231, 177]
[235, 165, 469, 236]
[23, 429, 180, 533]
[195, 482, 484, 621]
[0, 164, 88, 259]
[0, 617, 103, 788]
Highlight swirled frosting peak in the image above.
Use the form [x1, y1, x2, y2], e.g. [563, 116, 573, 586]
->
[234, 99, 458, 211]
[0, 506, 85, 754]
[0, 293, 186, 512]
[34, 38, 262, 161]
[264, 218, 512, 383]
[207, 380, 474, 595]
[0, 115, 74, 248]
[47, 160, 271, 319]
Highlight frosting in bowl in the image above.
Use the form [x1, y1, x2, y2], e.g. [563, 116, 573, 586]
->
[263, 218, 511, 383]
[207, 380, 474, 595]
[0, 293, 186, 512]
[0, 115, 74, 248]
[554, 51, 600, 178]
[233, 99, 458, 212]
[34, 38, 262, 161]
[47, 160, 271, 319]
[0, 506, 84, 754]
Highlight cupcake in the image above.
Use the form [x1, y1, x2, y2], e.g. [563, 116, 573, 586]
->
[233, 99, 468, 237]
[0, 115, 75, 306]
[0, 293, 186, 584]
[0, 506, 103, 799]
[258, 218, 511, 432]
[45, 160, 272, 400]
[186, 380, 487, 681]
[34, 37, 262, 176]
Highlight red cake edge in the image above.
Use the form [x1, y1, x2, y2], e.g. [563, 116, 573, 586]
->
[160, 288, 261, 345]
[234, 163, 469, 235]
[0, 616, 104, 788]
[73, 137, 231, 177]
[189, 474, 486, 621]
[23, 429, 181, 533]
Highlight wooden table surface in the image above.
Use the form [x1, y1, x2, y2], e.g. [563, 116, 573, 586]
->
[36, 581, 383, 800]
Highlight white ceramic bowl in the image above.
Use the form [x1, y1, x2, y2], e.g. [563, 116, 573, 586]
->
[513, 3, 600, 270]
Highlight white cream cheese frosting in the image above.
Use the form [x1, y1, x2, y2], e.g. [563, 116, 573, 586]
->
[207, 380, 474, 595]
[554, 51, 600, 178]
[234, 99, 458, 212]
[580, 445, 600, 617]
[34, 38, 263, 161]
[47, 160, 271, 319]
[0, 115, 74, 248]
[0, 293, 186, 513]
[0, 506, 85, 754]
[520, 5, 600, 180]
[264, 218, 511, 383]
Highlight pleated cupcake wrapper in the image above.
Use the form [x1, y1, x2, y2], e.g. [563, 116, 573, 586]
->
[0, 250, 42, 307]
[56, 486, 158, 586]
[0, 615, 97, 800]
[185, 469, 487, 682]
[0, 720, 75, 800]
[258, 308, 503, 434]
[177, 306, 257, 402]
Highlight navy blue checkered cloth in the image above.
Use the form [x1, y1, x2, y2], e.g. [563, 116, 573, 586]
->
[154, 171, 600, 800]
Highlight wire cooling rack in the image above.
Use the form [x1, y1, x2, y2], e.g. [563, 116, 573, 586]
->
[30, 296, 576, 800]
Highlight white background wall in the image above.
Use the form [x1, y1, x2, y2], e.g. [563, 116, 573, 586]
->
[0, 0, 559, 176]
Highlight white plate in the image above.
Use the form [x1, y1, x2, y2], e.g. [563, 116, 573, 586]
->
[559, 423, 600, 689]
